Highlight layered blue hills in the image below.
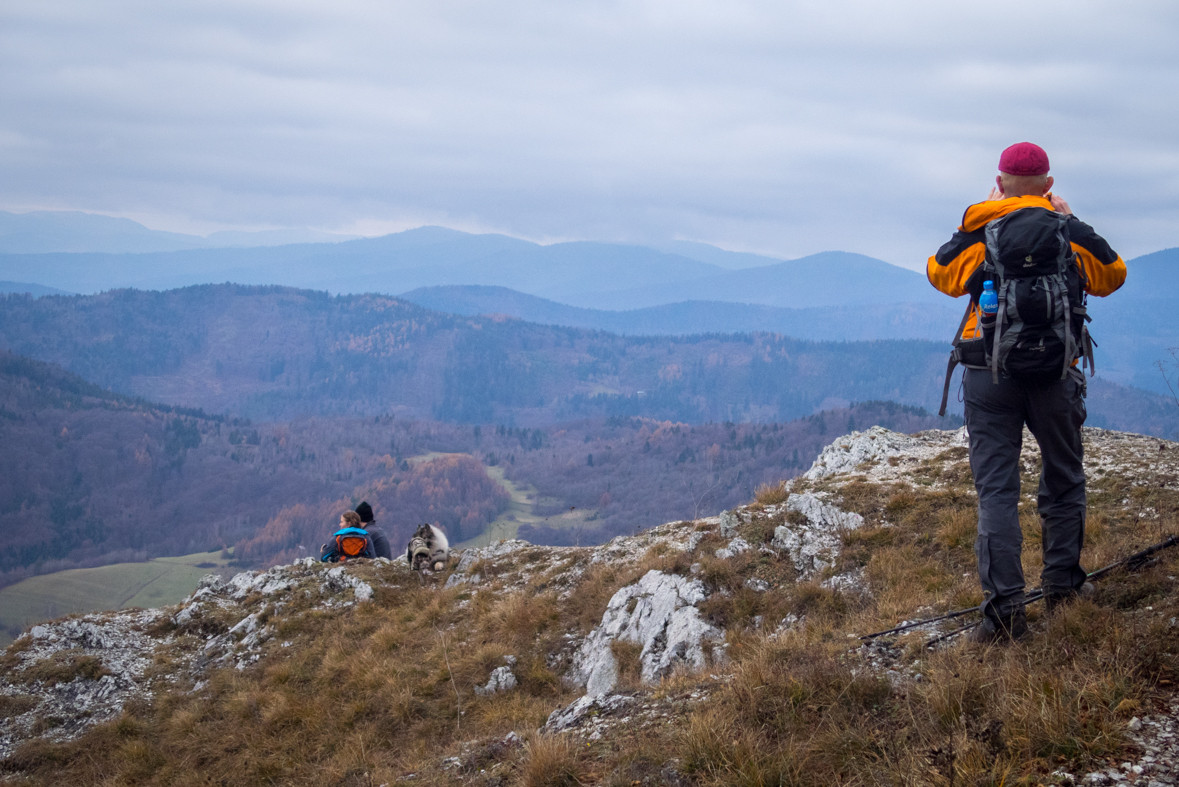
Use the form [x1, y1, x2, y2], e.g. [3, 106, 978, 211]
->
[2, 213, 1174, 396]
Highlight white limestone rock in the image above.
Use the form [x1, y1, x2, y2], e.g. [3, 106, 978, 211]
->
[804, 425, 968, 482]
[474, 658, 519, 696]
[228, 613, 259, 638]
[321, 567, 374, 602]
[0, 608, 165, 759]
[771, 492, 863, 575]
[544, 692, 637, 732]
[228, 571, 259, 599]
[446, 539, 532, 587]
[718, 510, 741, 538]
[569, 570, 723, 697]
[715, 536, 751, 560]
[173, 603, 200, 627]
[588, 521, 702, 566]
[822, 568, 866, 594]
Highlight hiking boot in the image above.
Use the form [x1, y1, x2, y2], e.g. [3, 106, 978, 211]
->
[1044, 581, 1095, 613]
[969, 608, 1028, 645]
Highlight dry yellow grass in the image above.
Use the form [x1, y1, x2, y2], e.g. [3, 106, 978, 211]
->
[5, 442, 1179, 786]
[755, 479, 790, 506]
[521, 734, 588, 787]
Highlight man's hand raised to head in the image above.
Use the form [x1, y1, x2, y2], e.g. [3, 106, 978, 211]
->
[1049, 193, 1073, 215]
[987, 185, 1004, 201]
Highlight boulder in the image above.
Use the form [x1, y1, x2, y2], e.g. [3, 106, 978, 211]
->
[569, 570, 722, 697]
[447, 539, 532, 587]
[474, 657, 519, 696]
[321, 567, 374, 602]
[544, 692, 637, 732]
[718, 509, 741, 538]
[771, 492, 863, 575]
[714, 536, 750, 560]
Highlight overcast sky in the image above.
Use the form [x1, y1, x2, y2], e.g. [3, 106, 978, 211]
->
[2, 0, 1177, 269]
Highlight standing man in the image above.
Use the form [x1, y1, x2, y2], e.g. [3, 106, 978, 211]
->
[927, 142, 1126, 643]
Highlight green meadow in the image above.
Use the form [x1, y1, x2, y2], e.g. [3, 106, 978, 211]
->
[454, 465, 598, 549]
[0, 550, 233, 647]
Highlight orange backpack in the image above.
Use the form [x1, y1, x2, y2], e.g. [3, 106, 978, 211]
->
[321, 527, 375, 563]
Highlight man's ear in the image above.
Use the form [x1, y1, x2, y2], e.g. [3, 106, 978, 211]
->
[1043, 175, 1054, 195]
[995, 174, 1005, 194]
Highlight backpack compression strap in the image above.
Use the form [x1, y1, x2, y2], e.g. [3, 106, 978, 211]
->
[990, 282, 1008, 385]
[938, 300, 975, 417]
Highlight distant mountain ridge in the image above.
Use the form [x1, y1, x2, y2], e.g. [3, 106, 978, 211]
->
[0, 224, 938, 311]
[399, 285, 959, 341]
[0, 281, 73, 298]
[2, 220, 1173, 393]
[0, 283, 955, 424]
[1082, 246, 1178, 393]
[651, 239, 788, 269]
[561, 250, 943, 310]
[0, 210, 358, 254]
[0, 283, 1175, 437]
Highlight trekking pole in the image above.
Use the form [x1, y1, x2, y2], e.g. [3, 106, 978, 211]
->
[1086, 535, 1179, 582]
[924, 590, 1048, 648]
[925, 620, 980, 647]
[859, 606, 981, 641]
[922, 535, 1179, 648]
[862, 589, 1047, 643]
[864, 534, 1179, 644]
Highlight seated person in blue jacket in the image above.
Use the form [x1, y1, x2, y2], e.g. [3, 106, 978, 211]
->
[320, 510, 375, 562]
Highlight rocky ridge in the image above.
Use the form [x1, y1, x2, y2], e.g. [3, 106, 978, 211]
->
[1, 425, 1178, 785]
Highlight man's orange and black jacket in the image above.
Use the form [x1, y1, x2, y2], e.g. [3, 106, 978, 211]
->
[927, 195, 1127, 340]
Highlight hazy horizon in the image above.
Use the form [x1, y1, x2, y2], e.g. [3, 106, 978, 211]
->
[3, 2, 1177, 271]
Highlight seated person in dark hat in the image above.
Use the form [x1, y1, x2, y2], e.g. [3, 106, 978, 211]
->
[355, 501, 393, 559]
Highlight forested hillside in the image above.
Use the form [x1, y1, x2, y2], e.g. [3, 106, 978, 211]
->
[3, 285, 1175, 435]
[234, 454, 511, 566]
[0, 285, 956, 423]
[0, 353, 511, 589]
[0, 349, 969, 583]
[494, 402, 957, 546]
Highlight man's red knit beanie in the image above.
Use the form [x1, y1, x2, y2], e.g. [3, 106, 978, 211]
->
[998, 142, 1050, 176]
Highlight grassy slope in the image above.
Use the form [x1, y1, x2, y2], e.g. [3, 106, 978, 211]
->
[5, 429, 1179, 786]
[0, 550, 231, 647]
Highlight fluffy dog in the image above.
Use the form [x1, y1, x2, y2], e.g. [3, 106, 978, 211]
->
[407, 524, 449, 571]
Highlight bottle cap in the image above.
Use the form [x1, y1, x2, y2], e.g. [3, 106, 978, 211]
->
[983, 280, 994, 289]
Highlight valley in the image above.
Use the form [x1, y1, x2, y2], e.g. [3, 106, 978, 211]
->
[0, 230, 1175, 652]
[0, 549, 234, 647]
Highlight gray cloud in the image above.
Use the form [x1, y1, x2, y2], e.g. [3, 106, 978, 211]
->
[1, 0, 1177, 269]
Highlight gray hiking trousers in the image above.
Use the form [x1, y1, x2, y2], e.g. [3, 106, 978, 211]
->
[963, 367, 1089, 622]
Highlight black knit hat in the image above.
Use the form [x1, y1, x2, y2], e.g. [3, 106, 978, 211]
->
[355, 501, 374, 523]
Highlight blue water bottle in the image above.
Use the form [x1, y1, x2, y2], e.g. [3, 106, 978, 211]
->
[979, 280, 998, 334]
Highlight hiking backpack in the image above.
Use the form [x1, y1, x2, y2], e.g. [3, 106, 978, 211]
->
[320, 527, 375, 563]
[938, 207, 1095, 416]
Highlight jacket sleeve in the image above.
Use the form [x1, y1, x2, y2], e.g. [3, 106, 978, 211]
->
[370, 528, 393, 560]
[1068, 216, 1126, 296]
[927, 228, 986, 297]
